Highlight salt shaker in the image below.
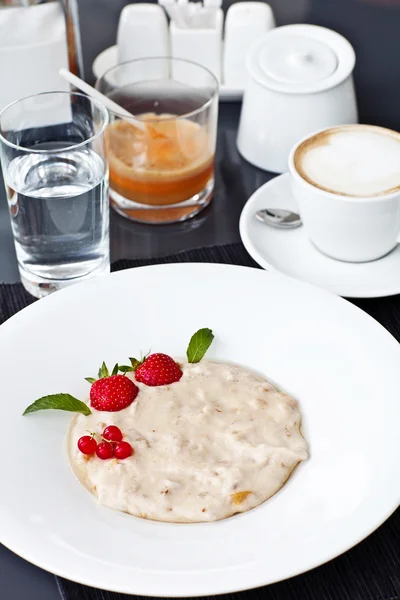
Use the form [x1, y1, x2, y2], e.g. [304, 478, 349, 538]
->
[223, 2, 275, 88]
[117, 3, 170, 78]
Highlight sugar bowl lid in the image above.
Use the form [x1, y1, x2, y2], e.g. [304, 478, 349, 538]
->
[247, 24, 356, 94]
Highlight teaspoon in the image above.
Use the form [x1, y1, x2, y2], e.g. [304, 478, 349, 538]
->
[255, 209, 302, 229]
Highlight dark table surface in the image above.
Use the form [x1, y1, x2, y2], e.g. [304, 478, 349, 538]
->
[2, 0, 400, 598]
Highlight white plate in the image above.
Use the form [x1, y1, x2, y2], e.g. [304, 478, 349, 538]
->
[1, 263, 399, 596]
[92, 45, 244, 101]
[240, 173, 400, 298]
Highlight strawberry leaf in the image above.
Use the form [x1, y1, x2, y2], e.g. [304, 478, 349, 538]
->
[111, 363, 119, 376]
[129, 357, 141, 371]
[186, 328, 214, 363]
[85, 377, 96, 384]
[23, 394, 91, 416]
[98, 361, 109, 379]
[118, 365, 133, 373]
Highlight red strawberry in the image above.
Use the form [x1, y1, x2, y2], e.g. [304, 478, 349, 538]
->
[135, 353, 182, 386]
[90, 374, 138, 412]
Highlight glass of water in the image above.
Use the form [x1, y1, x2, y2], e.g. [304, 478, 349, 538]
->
[0, 91, 110, 298]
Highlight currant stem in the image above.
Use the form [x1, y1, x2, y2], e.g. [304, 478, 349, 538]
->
[86, 430, 97, 439]
[85, 429, 116, 445]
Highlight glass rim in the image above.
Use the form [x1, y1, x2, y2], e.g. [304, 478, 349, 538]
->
[0, 91, 109, 154]
[96, 56, 219, 123]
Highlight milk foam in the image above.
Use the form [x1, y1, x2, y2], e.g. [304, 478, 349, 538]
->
[297, 127, 400, 196]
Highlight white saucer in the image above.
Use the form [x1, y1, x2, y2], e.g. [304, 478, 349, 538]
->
[239, 173, 400, 298]
[92, 46, 243, 102]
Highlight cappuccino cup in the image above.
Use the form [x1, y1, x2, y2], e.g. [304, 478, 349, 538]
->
[289, 124, 400, 262]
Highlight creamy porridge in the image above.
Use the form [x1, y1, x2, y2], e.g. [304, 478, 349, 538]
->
[68, 360, 308, 523]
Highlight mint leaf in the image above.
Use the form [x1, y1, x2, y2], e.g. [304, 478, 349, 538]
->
[85, 377, 96, 384]
[23, 394, 91, 416]
[186, 328, 214, 363]
[111, 363, 119, 376]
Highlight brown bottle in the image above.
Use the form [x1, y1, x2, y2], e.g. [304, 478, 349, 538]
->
[60, 0, 84, 77]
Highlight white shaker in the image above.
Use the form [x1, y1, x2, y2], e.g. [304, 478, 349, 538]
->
[237, 24, 358, 173]
[117, 4, 169, 78]
[223, 2, 275, 88]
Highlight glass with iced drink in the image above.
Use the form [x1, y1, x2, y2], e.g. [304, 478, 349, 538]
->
[96, 58, 219, 224]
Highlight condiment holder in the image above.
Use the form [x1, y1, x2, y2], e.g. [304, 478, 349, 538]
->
[170, 8, 223, 84]
[102, 1, 276, 97]
[237, 24, 358, 173]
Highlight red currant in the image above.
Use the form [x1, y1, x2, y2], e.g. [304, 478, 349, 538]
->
[102, 425, 123, 443]
[114, 441, 133, 460]
[96, 441, 114, 460]
[77, 435, 97, 455]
